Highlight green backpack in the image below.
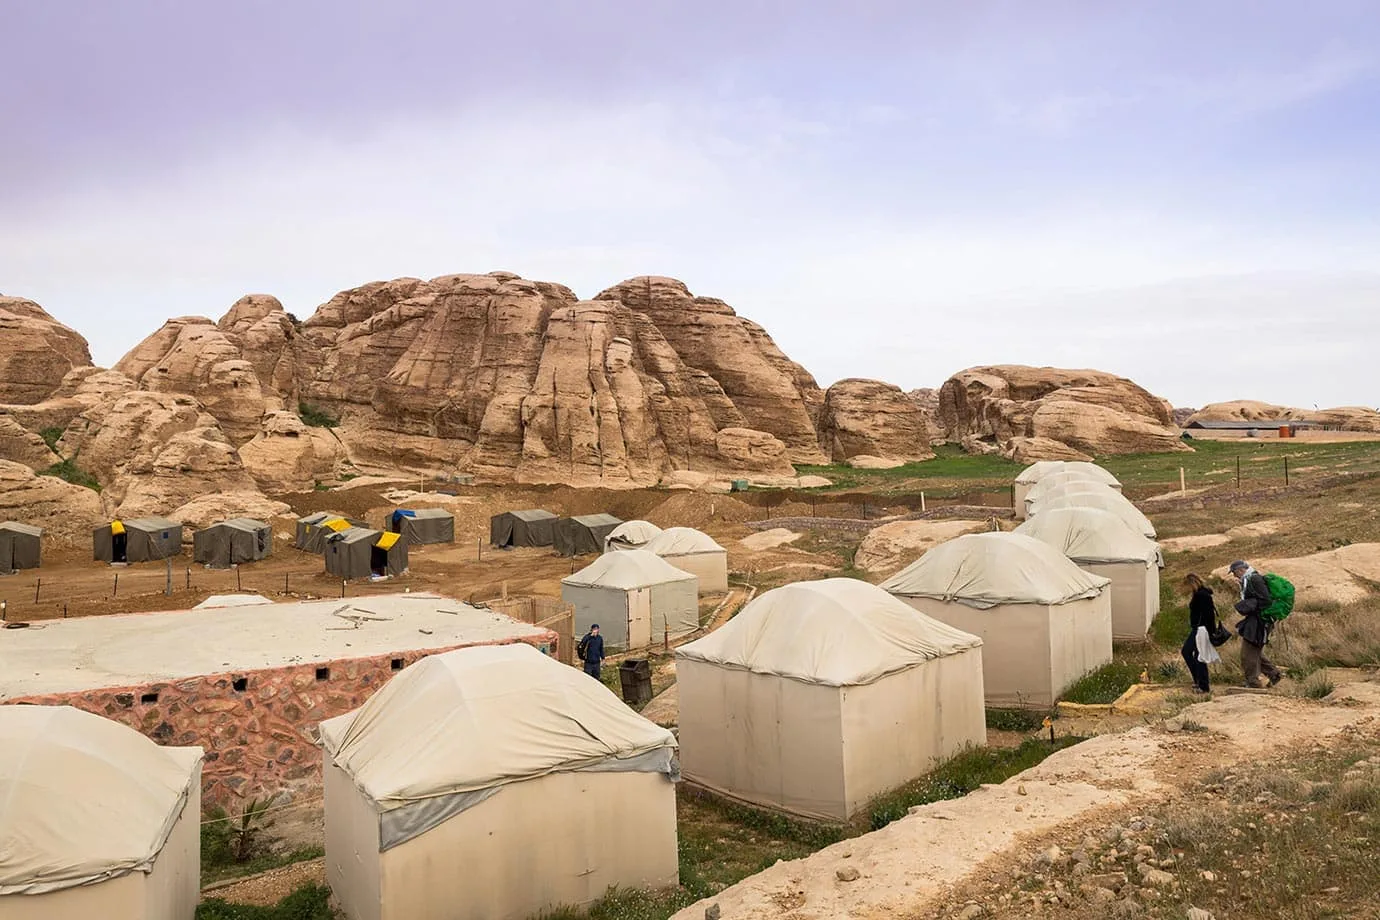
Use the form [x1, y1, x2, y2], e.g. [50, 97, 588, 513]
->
[1260, 573, 1295, 623]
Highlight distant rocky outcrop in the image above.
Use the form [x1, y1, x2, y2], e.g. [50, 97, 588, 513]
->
[0, 296, 93, 404]
[1187, 401, 1380, 432]
[818, 379, 934, 463]
[0, 459, 104, 542]
[237, 411, 348, 493]
[1171, 407, 1197, 427]
[907, 388, 944, 444]
[939, 365, 1187, 459]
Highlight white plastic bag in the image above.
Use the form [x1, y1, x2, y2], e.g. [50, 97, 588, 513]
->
[1195, 626, 1222, 665]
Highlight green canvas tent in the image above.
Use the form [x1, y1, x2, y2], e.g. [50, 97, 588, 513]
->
[553, 514, 623, 557]
[0, 522, 41, 575]
[93, 517, 183, 564]
[296, 511, 366, 553]
[489, 510, 557, 548]
[193, 518, 272, 569]
[325, 528, 409, 579]
[388, 508, 455, 545]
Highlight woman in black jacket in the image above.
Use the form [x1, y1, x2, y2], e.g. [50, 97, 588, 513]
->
[1182, 573, 1216, 693]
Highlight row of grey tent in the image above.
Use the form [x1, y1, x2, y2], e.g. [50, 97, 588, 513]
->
[490, 510, 625, 556]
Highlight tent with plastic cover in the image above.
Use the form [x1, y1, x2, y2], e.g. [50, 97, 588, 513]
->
[881, 532, 1112, 708]
[1018, 471, 1124, 520]
[0, 706, 202, 920]
[561, 550, 699, 650]
[642, 527, 728, 593]
[0, 523, 40, 575]
[388, 508, 454, 545]
[604, 520, 662, 553]
[1027, 488, 1157, 538]
[1016, 507, 1162, 641]
[93, 517, 183, 564]
[1013, 461, 1121, 518]
[192, 518, 271, 569]
[676, 578, 985, 821]
[489, 509, 558, 548]
[324, 528, 408, 579]
[319, 644, 678, 920]
[553, 513, 623, 557]
[295, 511, 365, 553]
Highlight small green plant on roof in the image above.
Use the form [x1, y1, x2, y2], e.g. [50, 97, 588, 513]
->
[298, 402, 339, 428]
[40, 457, 100, 492]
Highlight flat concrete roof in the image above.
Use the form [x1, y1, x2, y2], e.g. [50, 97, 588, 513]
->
[0, 593, 549, 699]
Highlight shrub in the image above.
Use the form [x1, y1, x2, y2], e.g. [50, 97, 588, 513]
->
[41, 457, 100, 491]
[1302, 670, 1336, 700]
[298, 403, 339, 428]
[39, 426, 64, 452]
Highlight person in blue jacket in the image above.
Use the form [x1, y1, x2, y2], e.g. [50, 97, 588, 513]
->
[577, 624, 605, 681]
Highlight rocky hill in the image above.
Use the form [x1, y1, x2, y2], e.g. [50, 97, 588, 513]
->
[1187, 401, 1380, 432]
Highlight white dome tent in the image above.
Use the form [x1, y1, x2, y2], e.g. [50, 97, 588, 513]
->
[642, 526, 728, 593]
[1016, 507, 1162, 641]
[603, 520, 663, 552]
[1013, 461, 1121, 518]
[0, 706, 202, 920]
[1029, 489, 1157, 539]
[1020, 472, 1124, 520]
[320, 644, 679, 920]
[881, 532, 1112, 708]
[676, 578, 985, 821]
[561, 550, 699, 651]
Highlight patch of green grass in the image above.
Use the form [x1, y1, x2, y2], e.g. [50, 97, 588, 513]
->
[40, 457, 100, 491]
[39, 426, 64, 453]
[196, 884, 334, 920]
[1060, 661, 1143, 704]
[794, 444, 1022, 493]
[298, 402, 339, 428]
[1103, 438, 1380, 491]
[985, 708, 1046, 733]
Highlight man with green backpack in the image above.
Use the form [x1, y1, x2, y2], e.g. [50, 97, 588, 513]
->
[1229, 559, 1294, 688]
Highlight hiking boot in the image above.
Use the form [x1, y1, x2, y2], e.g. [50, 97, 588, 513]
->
[1267, 672, 1283, 687]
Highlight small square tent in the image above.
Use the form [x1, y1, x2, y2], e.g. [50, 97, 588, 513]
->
[561, 550, 699, 651]
[881, 532, 1112, 708]
[295, 512, 365, 553]
[0, 523, 41, 575]
[676, 578, 986, 822]
[325, 528, 408, 579]
[319, 644, 678, 920]
[0, 706, 202, 920]
[1028, 489, 1157, 539]
[192, 518, 271, 569]
[642, 527, 728, 593]
[93, 517, 183, 564]
[604, 520, 663, 553]
[388, 508, 455, 545]
[1015, 507, 1162, 641]
[1013, 461, 1120, 519]
[1017, 470, 1123, 520]
[489, 509, 557, 548]
[553, 513, 623, 557]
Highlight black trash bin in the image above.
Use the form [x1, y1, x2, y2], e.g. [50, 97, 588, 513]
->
[618, 659, 653, 706]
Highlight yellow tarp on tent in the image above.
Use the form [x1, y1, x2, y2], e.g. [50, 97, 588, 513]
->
[376, 532, 401, 550]
[324, 517, 352, 533]
[110, 520, 125, 535]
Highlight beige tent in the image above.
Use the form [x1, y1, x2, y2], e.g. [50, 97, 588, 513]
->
[0, 706, 201, 920]
[1015, 507, 1162, 641]
[676, 578, 985, 822]
[1029, 489, 1157, 538]
[642, 527, 728, 593]
[1013, 461, 1120, 517]
[881, 532, 1112, 708]
[1018, 471, 1123, 520]
[560, 550, 699, 651]
[320, 644, 678, 920]
[604, 520, 663, 552]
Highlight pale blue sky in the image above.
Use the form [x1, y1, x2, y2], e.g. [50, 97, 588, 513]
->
[3, 2, 1377, 408]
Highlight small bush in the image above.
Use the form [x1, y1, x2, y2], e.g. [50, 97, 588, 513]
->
[1331, 775, 1380, 813]
[1061, 661, 1143, 705]
[985, 708, 1045, 732]
[1156, 661, 1184, 681]
[298, 403, 339, 428]
[1303, 670, 1336, 699]
[41, 457, 100, 491]
[39, 426, 64, 452]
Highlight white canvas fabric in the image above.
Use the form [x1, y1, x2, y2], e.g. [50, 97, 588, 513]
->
[1015, 461, 1120, 486]
[562, 550, 696, 590]
[1023, 474, 1122, 506]
[319, 644, 676, 848]
[604, 520, 663, 551]
[0, 706, 201, 896]
[1015, 507, 1160, 565]
[676, 578, 981, 686]
[880, 532, 1110, 609]
[193, 593, 274, 609]
[642, 527, 723, 556]
[1029, 490, 1157, 538]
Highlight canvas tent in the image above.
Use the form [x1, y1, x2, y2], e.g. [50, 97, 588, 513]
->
[0, 706, 201, 920]
[388, 508, 454, 545]
[1029, 489, 1158, 538]
[93, 518, 183, 564]
[604, 520, 663, 552]
[192, 518, 271, 569]
[553, 513, 623, 557]
[1015, 507, 1162, 641]
[295, 512, 365, 553]
[325, 528, 408, 579]
[489, 509, 557, 548]
[881, 532, 1112, 708]
[1018, 471, 1123, 520]
[561, 550, 699, 651]
[1013, 461, 1121, 517]
[642, 527, 728, 593]
[0, 523, 40, 575]
[320, 644, 678, 920]
[676, 579, 986, 821]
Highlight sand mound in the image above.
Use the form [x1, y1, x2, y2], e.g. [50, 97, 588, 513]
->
[646, 492, 757, 529]
[855, 519, 988, 573]
[1211, 543, 1380, 606]
[738, 528, 803, 552]
[1160, 520, 1283, 554]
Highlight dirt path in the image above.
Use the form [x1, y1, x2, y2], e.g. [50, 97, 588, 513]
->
[669, 681, 1380, 920]
[201, 858, 325, 906]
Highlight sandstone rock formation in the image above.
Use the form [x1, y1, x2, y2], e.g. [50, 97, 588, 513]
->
[907, 388, 944, 443]
[1171, 407, 1197, 427]
[939, 366, 1186, 459]
[237, 411, 348, 493]
[0, 416, 58, 471]
[0, 460, 104, 542]
[169, 491, 292, 530]
[0, 297, 92, 404]
[818, 379, 934, 463]
[1187, 401, 1380, 432]
[1000, 436, 1092, 464]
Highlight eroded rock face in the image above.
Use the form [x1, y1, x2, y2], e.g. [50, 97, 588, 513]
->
[0, 297, 93, 404]
[939, 366, 1186, 457]
[169, 491, 292, 530]
[819, 379, 934, 462]
[908, 388, 944, 443]
[1001, 436, 1093, 464]
[0, 459, 104, 542]
[238, 411, 347, 493]
[1188, 401, 1380, 432]
[0, 416, 58, 471]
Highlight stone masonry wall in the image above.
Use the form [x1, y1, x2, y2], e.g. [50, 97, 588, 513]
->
[6, 630, 557, 808]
